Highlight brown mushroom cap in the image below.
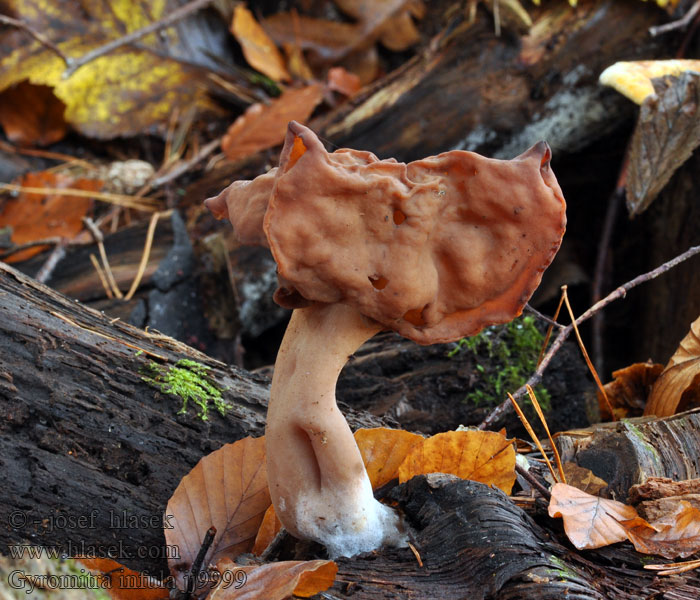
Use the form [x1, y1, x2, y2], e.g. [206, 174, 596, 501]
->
[207, 121, 566, 344]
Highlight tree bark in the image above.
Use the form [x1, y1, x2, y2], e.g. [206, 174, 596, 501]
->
[0, 261, 387, 577]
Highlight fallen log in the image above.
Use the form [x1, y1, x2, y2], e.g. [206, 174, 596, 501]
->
[0, 261, 387, 577]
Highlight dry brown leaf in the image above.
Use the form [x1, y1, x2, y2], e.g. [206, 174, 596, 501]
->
[645, 316, 700, 417]
[333, 0, 425, 51]
[598, 362, 664, 420]
[78, 557, 168, 600]
[355, 427, 425, 489]
[221, 84, 324, 161]
[213, 557, 337, 599]
[261, 13, 360, 64]
[165, 437, 270, 593]
[626, 71, 700, 216]
[0, 170, 98, 262]
[231, 5, 290, 82]
[251, 504, 283, 556]
[562, 462, 608, 496]
[0, 81, 67, 146]
[327, 66, 362, 97]
[624, 502, 700, 559]
[548, 483, 639, 550]
[398, 430, 516, 494]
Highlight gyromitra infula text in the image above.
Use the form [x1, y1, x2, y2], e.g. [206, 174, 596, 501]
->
[206, 121, 566, 557]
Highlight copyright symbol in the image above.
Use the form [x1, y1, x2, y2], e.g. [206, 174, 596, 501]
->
[9, 511, 27, 528]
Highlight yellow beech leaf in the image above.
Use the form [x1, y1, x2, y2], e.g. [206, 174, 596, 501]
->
[645, 315, 700, 417]
[398, 430, 516, 494]
[0, 0, 217, 139]
[355, 427, 425, 489]
[251, 503, 283, 556]
[231, 4, 290, 82]
[213, 558, 337, 599]
[599, 60, 700, 105]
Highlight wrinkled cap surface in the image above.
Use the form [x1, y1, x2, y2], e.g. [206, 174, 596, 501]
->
[206, 121, 566, 344]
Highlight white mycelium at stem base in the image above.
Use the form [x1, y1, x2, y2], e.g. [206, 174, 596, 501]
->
[266, 302, 407, 558]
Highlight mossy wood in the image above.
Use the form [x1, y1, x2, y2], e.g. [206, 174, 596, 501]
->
[555, 408, 700, 502]
[0, 261, 386, 577]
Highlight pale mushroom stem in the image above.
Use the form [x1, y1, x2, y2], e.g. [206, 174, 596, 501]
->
[266, 302, 407, 558]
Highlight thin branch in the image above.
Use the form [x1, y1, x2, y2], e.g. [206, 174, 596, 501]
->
[83, 217, 122, 299]
[0, 237, 63, 260]
[479, 244, 700, 430]
[649, 0, 700, 36]
[35, 242, 67, 284]
[515, 463, 551, 500]
[0, 14, 70, 66]
[62, 0, 214, 78]
[524, 303, 564, 329]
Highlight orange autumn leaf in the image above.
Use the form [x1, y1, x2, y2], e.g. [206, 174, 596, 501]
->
[78, 557, 168, 600]
[355, 427, 424, 489]
[251, 503, 283, 556]
[327, 66, 362, 97]
[165, 437, 270, 593]
[0, 81, 67, 146]
[0, 171, 98, 262]
[624, 501, 700, 559]
[221, 84, 323, 161]
[598, 362, 664, 420]
[398, 430, 516, 494]
[231, 5, 289, 82]
[213, 557, 337, 599]
[548, 483, 639, 550]
[646, 316, 700, 417]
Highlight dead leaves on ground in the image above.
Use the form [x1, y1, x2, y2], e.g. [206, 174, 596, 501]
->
[0, 0, 217, 140]
[549, 483, 700, 559]
[645, 315, 700, 417]
[0, 170, 100, 262]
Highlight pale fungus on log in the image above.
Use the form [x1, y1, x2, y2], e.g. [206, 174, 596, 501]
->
[205, 121, 566, 557]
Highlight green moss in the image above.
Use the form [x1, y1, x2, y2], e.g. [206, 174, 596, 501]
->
[140, 359, 231, 420]
[448, 315, 551, 410]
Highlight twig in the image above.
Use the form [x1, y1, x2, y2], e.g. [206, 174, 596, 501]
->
[514, 463, 551, 500]
[89, 253, 114, 299]
[184, 526, 217, 599]
[124, 210, 172, 300]
[0, 182, 158, 211]
[479, 244, 700, 429]
[0, 14, 70, 66]
[0, 237, 63, 260]
[145, 138, 221, 193]
[524, 303, 564, 329]
[62, 0, 214, 78]
[649, 0, 700, 36]
[34, 241, 67, 283]
[82, 217, 123, 299]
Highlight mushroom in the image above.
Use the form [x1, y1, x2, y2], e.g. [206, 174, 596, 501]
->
[205, 121, 566, 558]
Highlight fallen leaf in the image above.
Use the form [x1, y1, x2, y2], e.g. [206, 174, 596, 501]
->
[562, 462, 608, 496]
[165, 437, 270, 593]
[599, 59, 700, 105]
[0, 171, 98, 262]
[0, 0, 219, 139]
[626, 71, 700, 216]
[0, 81, 68, 146]
[231, 5, 290, 82]
[645, 315, 700, 417]
[598, 362, 664, 420]
[261, 12, 360, 64]
[213, 557, 337, 599]
[333, 0, 425, 51]
[624, 501, 700, 559]
[355, 427, 425, 489]
[221, 84, 324, 161]
[548, 482, 639, 550]
[327, 66, 362, 96]
[78, 557, 168, 600]
[251, 504, 282, 556]
[398, 430, 516, 494]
